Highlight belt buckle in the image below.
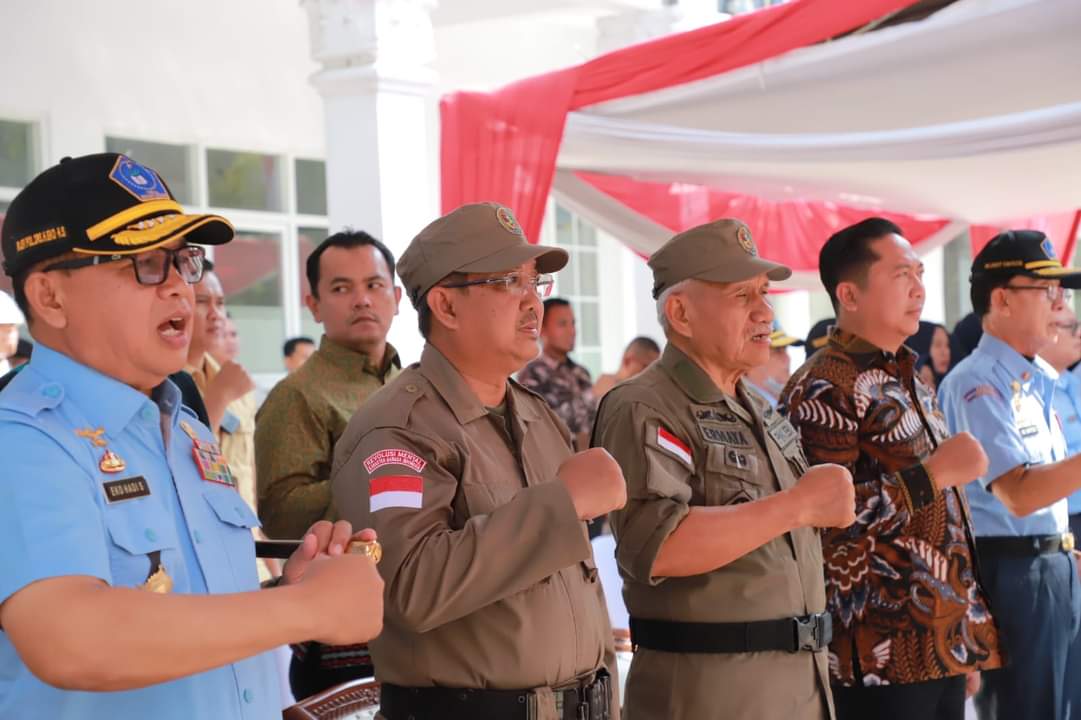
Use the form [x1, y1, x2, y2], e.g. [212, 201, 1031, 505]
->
[793, 613, 829, 652]
[1064, 532, 1076, 553]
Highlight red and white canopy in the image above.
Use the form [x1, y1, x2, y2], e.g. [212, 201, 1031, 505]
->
[440, 0, 1081, 283]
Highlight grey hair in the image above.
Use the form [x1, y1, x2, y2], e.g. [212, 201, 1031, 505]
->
[656, 279, 692, 334]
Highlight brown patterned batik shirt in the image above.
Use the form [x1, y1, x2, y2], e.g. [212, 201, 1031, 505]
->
[517, 352, 597, 436]
[779, 328, 1001, 687]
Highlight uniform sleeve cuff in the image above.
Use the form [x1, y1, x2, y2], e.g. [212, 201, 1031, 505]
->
[621, 498, 691, 586]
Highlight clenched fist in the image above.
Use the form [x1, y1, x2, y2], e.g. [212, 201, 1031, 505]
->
[558, 448, 628, 520]
[211, 360, 255, 404]
[790, 464, 856, 529]
[299, 552, 385, 645]
[924, 432, 988, 490]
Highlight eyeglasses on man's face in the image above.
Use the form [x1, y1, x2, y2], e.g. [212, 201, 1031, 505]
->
[43, 245, 206, 286]
[440, 272, 555, 298]
[1004, 283, 1072, 303]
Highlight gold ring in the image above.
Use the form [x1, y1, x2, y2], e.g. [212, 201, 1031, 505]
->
[347, 539, 382, 564]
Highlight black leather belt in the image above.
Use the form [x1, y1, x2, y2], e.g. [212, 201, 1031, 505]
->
[630, 612, 832, 654]
[976, 533, 1075, 558]
[380, 670, 611, 720]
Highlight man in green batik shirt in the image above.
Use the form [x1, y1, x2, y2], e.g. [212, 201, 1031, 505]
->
[255, 230, 402, 698]
[256, 231, 402, 540]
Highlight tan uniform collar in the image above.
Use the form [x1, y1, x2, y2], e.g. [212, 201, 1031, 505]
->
[183, 353, 220, 393]
[658, 343, 726, 404]
[318, 334, 400, 379]
[419, 343, 541, 427]
[659, 343, 767, 423]
[828, 326, 917, 373]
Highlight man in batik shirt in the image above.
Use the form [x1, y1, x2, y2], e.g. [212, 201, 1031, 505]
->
[518, 297, 596, 450]
[781, 218, 1001, 720]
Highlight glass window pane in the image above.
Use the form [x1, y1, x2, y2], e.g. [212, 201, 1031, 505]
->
[555, 248, 580, 297]
[579, 300, 600, 346]
[574, 350, 603, 381]
[206, 149, 283, 212]
[577, 250, 599, 296]
[295, 159, 327, 216]
[214, 230, 284, 374]
[298, 226, 329, 340]
[0, 120, 34, 189]
[576, 217, 597, 247]
[105, 137, 194, 204]
[555, 205, 573, 247]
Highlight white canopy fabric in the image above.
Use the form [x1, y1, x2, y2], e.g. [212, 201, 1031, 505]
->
[555, 0, 1081, 244]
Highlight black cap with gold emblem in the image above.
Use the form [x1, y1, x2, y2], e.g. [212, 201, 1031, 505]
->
[1, 153, 233, 278]
[648, 218, 791, 299]
[971, 229, 1081, 289]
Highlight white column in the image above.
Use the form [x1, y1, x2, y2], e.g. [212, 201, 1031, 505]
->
[303, 0, 440, 365]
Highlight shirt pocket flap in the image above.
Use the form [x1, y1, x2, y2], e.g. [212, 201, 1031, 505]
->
[704, 444, 765, 505]
[203, 487, 261, 530]
[105, 511, 179, 555]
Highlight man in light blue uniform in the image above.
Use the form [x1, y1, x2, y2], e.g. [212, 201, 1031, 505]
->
[0, 154, 385, 720]
[1042, 304, 1081, 719]
[938, 230, 1081, 720]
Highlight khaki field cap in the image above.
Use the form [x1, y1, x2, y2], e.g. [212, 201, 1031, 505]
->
[398, 202, 569, 309]
[648, 218, 791, 299]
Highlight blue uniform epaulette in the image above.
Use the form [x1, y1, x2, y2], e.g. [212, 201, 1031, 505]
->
[0, 369, 65, 418]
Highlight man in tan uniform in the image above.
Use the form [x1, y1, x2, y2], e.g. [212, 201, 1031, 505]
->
[332, 202, 626, 720]
[593, 219, 857, 720]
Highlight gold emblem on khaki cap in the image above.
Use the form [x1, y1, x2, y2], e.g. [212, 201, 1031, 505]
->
[736, 224, 756, 255]
[648, 218, 791, 299]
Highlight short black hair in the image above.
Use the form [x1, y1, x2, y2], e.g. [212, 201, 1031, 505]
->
[818, 218, 903, 313]
[12, 273, 30, 321]
[627, 336, 660, 356]
[283, 336, 315, 358]
[542, 297, 572, 327]
[970, 273, 1014, 317]
[305, 230, 395, 298]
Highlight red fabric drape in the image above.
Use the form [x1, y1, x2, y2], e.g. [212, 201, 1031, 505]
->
[969, 211, 1081, 263]
[440, 0, 924, 244]
[578, 172, 951, 271]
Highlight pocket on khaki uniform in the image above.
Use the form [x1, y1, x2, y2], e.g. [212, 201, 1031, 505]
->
[704, 444, 767, 506]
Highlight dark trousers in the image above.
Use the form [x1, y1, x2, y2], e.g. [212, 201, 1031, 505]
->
[1068, 515, 1081, 720]
[833, 675, 966, 720]
[288, 650, 373, 702]
[974, 548, 1080, 720]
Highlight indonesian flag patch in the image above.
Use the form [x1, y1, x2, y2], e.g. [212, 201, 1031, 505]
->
[656, 427, 693, 467]
[370, 475, 423, 512]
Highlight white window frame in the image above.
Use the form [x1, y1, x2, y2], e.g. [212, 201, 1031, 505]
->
[542, 198, 605, 378]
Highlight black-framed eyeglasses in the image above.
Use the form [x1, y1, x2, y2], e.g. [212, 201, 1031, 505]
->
[42, 245, 206, 286]
[440, 272, 555, 298]
[1004, 283, 1072, 303]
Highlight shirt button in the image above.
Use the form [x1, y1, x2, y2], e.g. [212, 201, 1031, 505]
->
[193, 530, 203, 544]
[405, 384, 418, 393]
[145, 528, 158, 542]
[41, 384, 60, 399]
[141, 406, 157, 423]
[243, 688, 254, 704]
